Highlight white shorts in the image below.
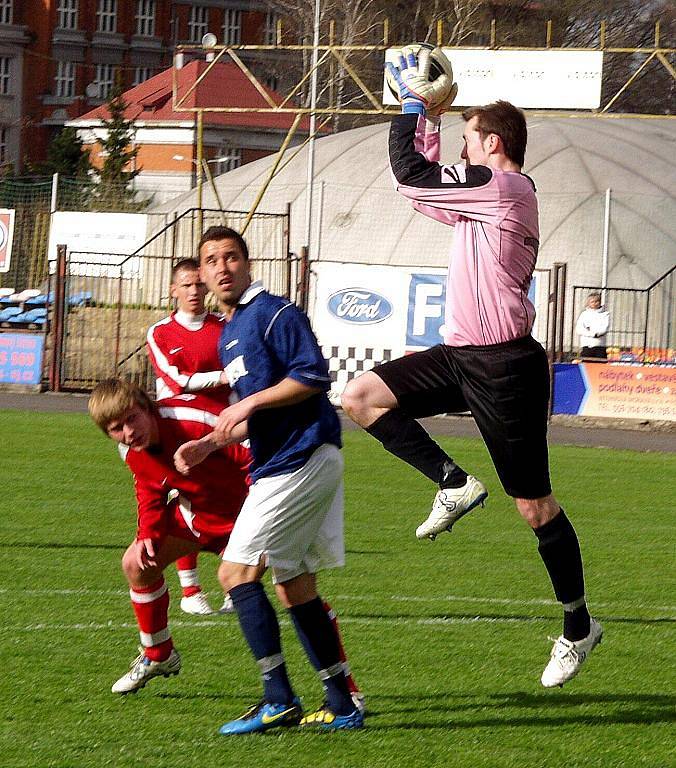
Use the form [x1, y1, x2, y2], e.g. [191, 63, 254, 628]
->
[223, 443, 344, 583]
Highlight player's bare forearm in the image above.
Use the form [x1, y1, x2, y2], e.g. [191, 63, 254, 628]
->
[249, 377, 322, 411]
[173, 427, 243, 474]
[215, 378, 320, 439]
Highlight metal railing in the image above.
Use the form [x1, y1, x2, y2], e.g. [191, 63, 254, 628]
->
[45, 207, 293, 390]
[571, 264, 675, 364]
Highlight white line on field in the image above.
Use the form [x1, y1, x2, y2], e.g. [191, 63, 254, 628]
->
[2, 615, 536, 633]
[338, 594, 676, 613]
[1, 588, 675, 614]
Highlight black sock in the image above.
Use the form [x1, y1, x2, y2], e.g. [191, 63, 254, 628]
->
[289, 597, 354, 716]
[366, 409, 467, 487]
[229, 582, 295, 704]
[533, 509, 590, 641]
[439, 459, 469, 489]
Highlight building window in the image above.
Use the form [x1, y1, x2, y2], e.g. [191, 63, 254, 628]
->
[223, 9, 241, 45]
[96, 0, 117, 33]
[57, 0, 78, 30]
[0, 127, 7, 166]
[216, 147, 242, 175]
[188, 6, 209, 43]
[132, 67, 152, 86]
[264, 12, 279, 45]
[264, 74, 278, 92]
[0, 57, 10, 95]
[0, 0, 12, 25]
[95, 63, 115, 99]
[135, 0, 155, 37]
[55, 61, 76, 98]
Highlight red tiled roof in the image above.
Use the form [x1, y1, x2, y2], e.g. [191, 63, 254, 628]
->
[75, 60, 312, 132]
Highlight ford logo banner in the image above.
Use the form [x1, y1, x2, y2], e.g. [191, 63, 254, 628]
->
[327, 288, 392, 324]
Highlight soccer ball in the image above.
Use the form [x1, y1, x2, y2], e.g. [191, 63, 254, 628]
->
[385, 42, 454, 104]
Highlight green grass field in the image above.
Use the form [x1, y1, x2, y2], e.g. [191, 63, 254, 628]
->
[1, 409, 674, 768]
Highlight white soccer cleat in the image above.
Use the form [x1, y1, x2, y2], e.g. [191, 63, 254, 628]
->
[541, 618, 603, 688]
[415, 475, 488, 540]
[111, 647, 181, 694]
[180, 591, 215, 615]
[219, 594, 235, 614]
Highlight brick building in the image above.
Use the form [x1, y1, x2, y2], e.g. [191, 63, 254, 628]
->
[0, 1, 280, 173]
[67, 59, 310, 201]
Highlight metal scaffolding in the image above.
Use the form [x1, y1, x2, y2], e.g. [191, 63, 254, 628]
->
[171, 18, 675, 236]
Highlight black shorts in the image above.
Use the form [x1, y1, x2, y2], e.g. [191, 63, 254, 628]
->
[374, 336, 552, 499]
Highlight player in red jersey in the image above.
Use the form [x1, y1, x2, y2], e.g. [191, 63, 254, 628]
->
[90, 376, 364, 710]
[89, 378, 250, 694]
[147, 258, 232, 615]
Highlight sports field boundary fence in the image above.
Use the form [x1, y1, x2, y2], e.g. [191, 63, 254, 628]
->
[570, 264, 675, 364]
[46, 207, 292, 391]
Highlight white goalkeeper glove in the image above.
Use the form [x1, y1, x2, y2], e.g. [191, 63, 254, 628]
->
[386, 46, 456, 116]
[427, 81, 459, 118]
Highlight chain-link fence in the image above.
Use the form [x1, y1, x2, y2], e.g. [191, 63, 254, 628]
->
[0, 175, 161, 294]
[0, 177, 53, 293]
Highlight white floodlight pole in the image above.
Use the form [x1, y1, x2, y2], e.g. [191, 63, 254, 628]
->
[304, 0, 321, 254]
[601, 187, 611, 302]
[50, 173, 59, 213]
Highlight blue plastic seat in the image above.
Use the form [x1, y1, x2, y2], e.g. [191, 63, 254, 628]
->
[8, 311, 31, 323]
[7, 308, 47, 326]
[68, 291, 93, 307]
[25, 293, 52, 307]
[0, 307, 23, 321]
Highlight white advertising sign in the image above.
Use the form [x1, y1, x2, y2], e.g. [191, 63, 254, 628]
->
[48, 211, 148, 277]
[383, 49, 604, 109]
[313, 262, 409, 349]
[312, 262, 409, 402]
[0, 208, 15, 273]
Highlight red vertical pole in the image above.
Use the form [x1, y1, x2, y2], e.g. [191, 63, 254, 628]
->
[298, 245, 309, 313]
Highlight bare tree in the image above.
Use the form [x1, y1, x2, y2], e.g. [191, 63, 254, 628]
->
[254, 0, 673, 128]
[540, 0, 675, 113]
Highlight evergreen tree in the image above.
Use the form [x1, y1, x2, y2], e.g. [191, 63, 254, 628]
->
[94, 83, 149, 211]
[28, 127, 94, 210]
[32, 126, 92, 178]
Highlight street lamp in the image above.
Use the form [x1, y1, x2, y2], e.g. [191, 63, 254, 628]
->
[202, 32, 218, 62]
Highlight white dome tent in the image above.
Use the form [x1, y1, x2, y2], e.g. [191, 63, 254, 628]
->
[150, 115, 676, 399]
[152, 114, 676, 289]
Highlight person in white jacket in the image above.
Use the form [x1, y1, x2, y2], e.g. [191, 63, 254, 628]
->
[576, 292, 610, 359]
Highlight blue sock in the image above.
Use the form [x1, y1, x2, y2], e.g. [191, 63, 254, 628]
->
[289, 597, 354, 716]
[229, 582, 295, 705]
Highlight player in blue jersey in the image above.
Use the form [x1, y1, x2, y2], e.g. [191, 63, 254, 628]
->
[174, 226, 364, 734]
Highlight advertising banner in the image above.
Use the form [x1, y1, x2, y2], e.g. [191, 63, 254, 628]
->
[383, 49, 604, 109]
[0, 333, 44, 385]
[313, 263, 541, 399]
[47, 212, 148, 277]
[0, 208, 15, 273]
[406, 271, 446, 350]
[313, 263, 409, 401]
[553, 362, 676, 421]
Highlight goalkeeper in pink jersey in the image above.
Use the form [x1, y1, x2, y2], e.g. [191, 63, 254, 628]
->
[343, 49, 602, 689]
[147, 258, 231, 616]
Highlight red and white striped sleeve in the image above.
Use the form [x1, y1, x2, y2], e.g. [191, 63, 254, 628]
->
[146, 318, 190, 395]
